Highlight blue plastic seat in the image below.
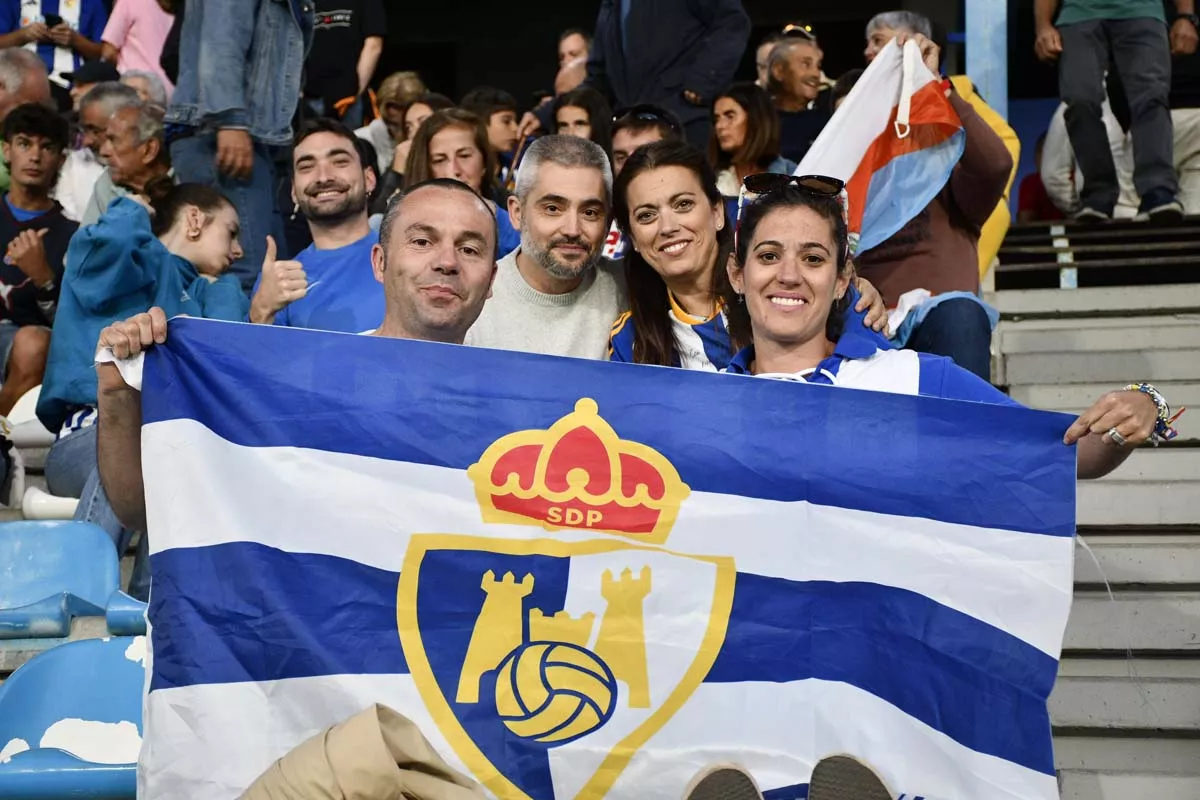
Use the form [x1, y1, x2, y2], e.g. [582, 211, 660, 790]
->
[0, 522, 119, 639]
[0, 636, 144, 799]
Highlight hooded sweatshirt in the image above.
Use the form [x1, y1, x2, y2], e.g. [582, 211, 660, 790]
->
[37, 197, 249, 432]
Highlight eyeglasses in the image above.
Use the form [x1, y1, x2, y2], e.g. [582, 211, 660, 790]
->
[734, 173, 845, 251]
[612, 104, 683, 136]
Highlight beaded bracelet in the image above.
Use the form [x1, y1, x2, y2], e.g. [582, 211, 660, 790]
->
[1122, 382, 1184, 444]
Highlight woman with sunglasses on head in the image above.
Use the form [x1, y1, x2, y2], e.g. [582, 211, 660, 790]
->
[710, 82, 796, 197]
[725, 180, 1177, 479]
[608, 140, 888, 370]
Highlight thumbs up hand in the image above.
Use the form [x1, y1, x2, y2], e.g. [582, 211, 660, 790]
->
[249, 236, 308, 325]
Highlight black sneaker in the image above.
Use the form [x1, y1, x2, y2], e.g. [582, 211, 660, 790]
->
[808, 755, 892, 800]
[1072, 206, 1111, 223]
[1136, 190, 1184, 222]
[682, 765, 764, 800]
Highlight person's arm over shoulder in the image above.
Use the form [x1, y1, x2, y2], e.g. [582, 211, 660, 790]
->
[198, 272, 251, 321]
[65, 197, 158, 313]
[683, 0, 752, 104]
[947, 90, 1015, 229]
[189, 0, 258, 130]
[608, 312, 634, 362]
[917, 352, 1019, 406]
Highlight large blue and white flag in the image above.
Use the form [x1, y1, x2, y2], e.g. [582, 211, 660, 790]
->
[135, 319, 1076, 800]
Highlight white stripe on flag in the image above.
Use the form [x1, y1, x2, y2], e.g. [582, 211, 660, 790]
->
[140, 674, 1058, 800]
[143, 419, 1074, 657]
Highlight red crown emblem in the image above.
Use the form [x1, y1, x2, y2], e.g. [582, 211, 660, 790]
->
[467, 399, 690, 543]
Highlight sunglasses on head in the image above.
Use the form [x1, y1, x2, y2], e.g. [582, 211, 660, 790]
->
[734, 173, 845, 251]
[781, 23, 816, 41]
[613, 104, 683, 135]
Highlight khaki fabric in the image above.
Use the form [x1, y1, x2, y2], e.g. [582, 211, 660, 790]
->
[241, 704, 487, 800]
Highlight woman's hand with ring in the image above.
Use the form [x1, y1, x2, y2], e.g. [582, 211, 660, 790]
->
[1063, 390, 1158, 447]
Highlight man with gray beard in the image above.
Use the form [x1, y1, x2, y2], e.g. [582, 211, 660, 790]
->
[249, 118, 382, 332]
[465, 135, 625, 359]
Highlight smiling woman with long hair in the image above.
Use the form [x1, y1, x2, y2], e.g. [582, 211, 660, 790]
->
[608, 140, 888, 370]
[725, 180, 1174, 480]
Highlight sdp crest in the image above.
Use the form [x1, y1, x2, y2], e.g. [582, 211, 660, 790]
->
[397, 399, 735, 800]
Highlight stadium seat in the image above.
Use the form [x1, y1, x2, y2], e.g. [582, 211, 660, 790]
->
[104, 592, 147, 637]
[0, 522, 118, 639]
[0, 636, 144, 799]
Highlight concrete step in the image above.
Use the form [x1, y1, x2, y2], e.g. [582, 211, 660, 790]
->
[1088, 448, 1200, 483]
[1003, 348, 1200, 385]
[1063, 591, 1200, 652]
[1075, 533, 1200, 586]
[1050, 658, 1200, 731]
[1055, 734, 1200, 800]
[989, 283, 1200, 319]
[996, 315, 1200, 354]
[1010, 381, 1200, 440]
[1077, 479, 1200, 526]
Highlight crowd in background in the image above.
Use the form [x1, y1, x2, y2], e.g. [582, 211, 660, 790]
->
[0, 0, 1192, 601]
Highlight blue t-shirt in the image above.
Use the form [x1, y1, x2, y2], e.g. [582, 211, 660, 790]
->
[0, 0, 108, 77]
[5, 194, 47, 222]
[261, 231, 384, 333]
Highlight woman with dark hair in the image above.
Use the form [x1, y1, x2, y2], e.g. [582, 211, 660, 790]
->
[553, 87, 613, 155]
[38, 179, 250, 601]
[608, 140, 886, 370]
[369, 92, 456, 214]
[710, 82, 796, 197]
[725, 178, 1175, 479]
[404, 108, 520, 256]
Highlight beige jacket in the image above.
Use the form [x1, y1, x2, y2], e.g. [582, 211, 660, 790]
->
[240, 705, 486, 800]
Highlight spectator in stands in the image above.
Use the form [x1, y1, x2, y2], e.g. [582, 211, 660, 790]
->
[82, 100, 171, 225]
[584, 0, 750, 150]
[755, 32, 786, 89]
[1041, 97, 1139, 218]
[0, 0, 106, 88]
[604, 104, 684, 261]
[517, 28, 593, 141]
[250, 119, 380, 332]
[1018, 134, 1068, 223]
[404, 108, 520, 256]
[55, 82, 137, 222]
[100, 0, 175, 92]
[367, 91, 454, 213]
[553, 87, 613, 155]
[39, 180, 248, 599]
[94, 177, 500, 538]
[120, 70, 169, 109]
[1035, 0, 1194, 221]
[302, 0, 385, 129]
[866, 11, 1020, 280]
[465, 135, 622, 359]
[1169, 16, 1200, 213]
[0, 104, 73, 415]
[0, 49, 51, 195]
[166, 0, 312, 292]
[710, 82, 796, 197]
[63, 58, 118, 109]
[852, 33, 1013, 381]
[559, 27, 590, 73]
[355, 71, 427, 175]
[609, 141, 885, 369]
[768, 37, 830, 163]
[460, 86, 520, 168]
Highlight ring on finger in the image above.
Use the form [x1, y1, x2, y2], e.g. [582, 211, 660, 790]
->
[1106, 427, 1128, 447]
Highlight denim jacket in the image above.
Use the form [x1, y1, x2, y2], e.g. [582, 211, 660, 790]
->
[166, 0, 314, 146]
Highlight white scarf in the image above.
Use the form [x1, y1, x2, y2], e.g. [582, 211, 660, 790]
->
[21, 0, 81, 87]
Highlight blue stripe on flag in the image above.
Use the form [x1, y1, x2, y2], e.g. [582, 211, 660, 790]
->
[857, 131, 966, 253]
[148, 543, 408, 692]
[142, 319, 1076, 537]
[149, 541, 1055, 774]
[706, 572, 1057, 775]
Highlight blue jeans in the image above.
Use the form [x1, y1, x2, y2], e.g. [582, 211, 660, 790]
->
[45, 425, 149, 601]
[170, 132, 286, 294]
[905, 298, 994, 381]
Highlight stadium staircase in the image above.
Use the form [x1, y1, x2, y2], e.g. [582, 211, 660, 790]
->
[992, 217, 1200, 799]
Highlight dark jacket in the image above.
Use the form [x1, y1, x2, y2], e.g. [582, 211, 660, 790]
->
[584, 0, 750, 125]
[0, 200, 76, 327]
